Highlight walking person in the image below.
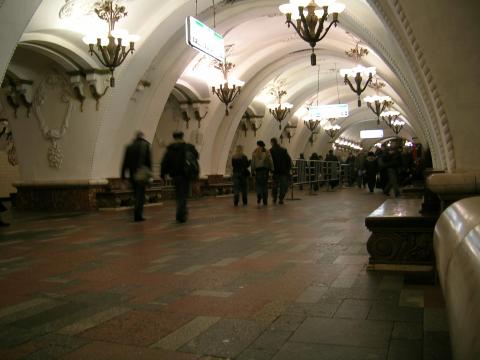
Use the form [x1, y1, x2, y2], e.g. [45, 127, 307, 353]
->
[0, 201, 9, 227]
[364, 151, 378, 193]
[251, 140, 273, 206]
[382, 146, 402, 197]
[270, 138, 292, 204]
[309, 152, 320, 192]
[161, 131, 199, 223]
[231, 145, 250, 206]
[325, 149, 339, 190]
[121, 131, 152, 222]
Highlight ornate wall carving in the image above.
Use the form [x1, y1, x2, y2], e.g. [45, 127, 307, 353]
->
[33, 73, 74, 169]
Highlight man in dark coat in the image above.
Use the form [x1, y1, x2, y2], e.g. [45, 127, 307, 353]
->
[121, 131, 152, 222]
[269, 137, 292, 204]
[161, 131, 199, 223]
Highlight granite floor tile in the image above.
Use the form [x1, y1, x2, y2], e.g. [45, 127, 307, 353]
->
[334, 299, 372, 320]
[180, 318, 264, 358]
[387, 339, 422, 360]
[0, 190, 450, 358]
[368, 302, 423, 322]
[423, 308, 449, 332]
[251, 329, 292, 351]
[290, 317, 392, 349]
[273, 341, 387, 360]
[392, 321, 423, 340]
[423, 332, 452, 360]
[270, 315, 305, 332]
[151, 316, 220, 351]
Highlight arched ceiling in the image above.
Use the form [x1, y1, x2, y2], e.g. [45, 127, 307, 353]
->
[5, 0, 450, 178]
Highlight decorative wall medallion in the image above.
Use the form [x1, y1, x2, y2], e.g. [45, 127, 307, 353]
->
[34, 73, 74, 169]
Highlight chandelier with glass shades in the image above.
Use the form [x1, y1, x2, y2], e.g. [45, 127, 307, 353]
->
[340, 65, 376, 107]
[390, 119, 405, 136]
[304, 119, 321, 145]
[365, 95, 393, 125]
[82, 0, 140, 87]
[211, 61, 245, 116]
[323, 122, 341, 142]
[279, 0, 346, 66]
[380, 110, 400, 127]
[334, 137, 362, 152]
[267, 89, 293, 130]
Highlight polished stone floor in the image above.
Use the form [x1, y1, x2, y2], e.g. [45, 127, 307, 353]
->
[0, 188, 451, 359]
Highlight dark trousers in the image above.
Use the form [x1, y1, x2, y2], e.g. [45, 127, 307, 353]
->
[233, 174, 248, 205]
[384, 168, 400, 196]
[174, 176, 190, 222]
[255, 168, 268, 205]
[272, 174, 289, 203]
[132, 182, 145, 220]
[366, 174, 376, 193]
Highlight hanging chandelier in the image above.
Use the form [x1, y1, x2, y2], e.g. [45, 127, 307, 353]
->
[334, 137, 362, 152]
[282, 123, 297, 143]
[211, 61, 245, 116]
[340, 65, 375, 107]
[279, 0, 346, 66]
[390, 119, 405, 136]
[82, 0, 140, 87]
[364, 95, 393, 125]
[267, 90, 293, 130]
[323, 122, 341, 143]
[380, 110, 400, 127]
[304, 119, 320, 145]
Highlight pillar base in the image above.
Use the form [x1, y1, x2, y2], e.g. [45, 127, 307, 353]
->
[13, 179, 109, 211]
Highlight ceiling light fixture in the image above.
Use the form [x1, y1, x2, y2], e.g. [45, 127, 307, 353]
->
[340, 65, 375, 107]
[323, 122, 341, 143]
[211, 61, 244, 116]
[380, 110, 400, 127]
[82, 0, 140, 87]
[279, 0, 346, 66]
[390, 119, 405, 136]
[267, 89, 293, 130]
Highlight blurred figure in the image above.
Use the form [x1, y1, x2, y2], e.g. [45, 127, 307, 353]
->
[270, 138, 292, 204]
[0, 201, 9, 226]
[309, 152, 320, 192]
[381, 146, 402, 197]
[252, 140, 273, 206]
[161, 131, 199, 223]
[364, 151, 378, 193]
[325, 149, 339, 190]
[121, 131, 152, 222]
[231, 145, 250, 206]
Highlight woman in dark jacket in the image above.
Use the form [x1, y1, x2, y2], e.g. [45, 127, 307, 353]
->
[231, 145, 250, 206]
[364, 151, 378, 193]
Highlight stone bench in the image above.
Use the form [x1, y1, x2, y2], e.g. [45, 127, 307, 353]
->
[365, 198, 438, 272]
[434, 196, 480, 359]
[96, 186, 167, 208]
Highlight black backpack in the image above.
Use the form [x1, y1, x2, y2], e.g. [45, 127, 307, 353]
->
[184, 146, 199, 180]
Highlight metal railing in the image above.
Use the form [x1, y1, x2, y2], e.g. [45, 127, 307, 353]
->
[288, 159, 352, 198]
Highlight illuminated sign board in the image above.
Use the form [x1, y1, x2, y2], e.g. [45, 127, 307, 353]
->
[360, 129, 384, 139]
[185, 16, 225, 62]
[308, 104, 349, 119]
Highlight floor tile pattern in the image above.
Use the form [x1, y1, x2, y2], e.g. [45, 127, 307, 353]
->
[0, 189, 451, 359]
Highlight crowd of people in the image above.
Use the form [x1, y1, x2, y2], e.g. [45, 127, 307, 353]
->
[122, 130, 421, 224]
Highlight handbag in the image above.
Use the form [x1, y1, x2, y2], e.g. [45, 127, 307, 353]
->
[133, 142, 153, 185]
[134, 166, 153, 185]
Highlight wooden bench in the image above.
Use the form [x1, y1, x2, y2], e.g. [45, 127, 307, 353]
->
[365, 198, 439, 272]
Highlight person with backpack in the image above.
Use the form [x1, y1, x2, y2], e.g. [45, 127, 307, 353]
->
[270, 138, 292, 204]
[161, 131, 199, 223]
[121, 131, 152, 222]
